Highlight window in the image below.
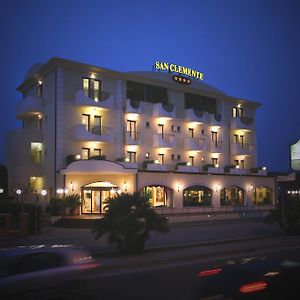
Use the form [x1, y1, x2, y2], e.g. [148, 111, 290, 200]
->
[83, 78, 90, 97]
[83, 78, 102, 101]
[30, 177, 43, 191]
[94, 149, 102, 157]
[189, 156, 194, 166]
[232, 106, 243, 118]
[234, 134, 239, 143]
[31, 143, 43, 163]
[240, 160, 245, 169]
[188, 128, 194, 138]
[253, 186, 272, 205]
[93, 80, 101, 101]
[220, 186, 244, 206]
[127, 120, 137, 140]
[82, 114, 90, 131]
[158, 153, 164, 164]
[240, 135, 244, 148]
[201, 129, 205, 135]
[92, 115, 102, 135]
[146, 122, 150, 128]
[171, 154, 175, 160]
[212, 157, 218, 165]
[127, 151, 136, 163]
[143, 185, 172, 207]
[177, 154, 181, 160]
[234, 159, 239, 166]
[183, 186, 212, 207]
[158, 124, 164, 137]
[81, 148, 90, 160]
[211, 131, 218, 144]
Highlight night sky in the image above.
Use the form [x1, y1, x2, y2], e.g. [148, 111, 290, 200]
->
[1, 0, 300, 172]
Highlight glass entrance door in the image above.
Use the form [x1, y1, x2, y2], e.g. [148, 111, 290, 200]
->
[82, 189, 112, 214]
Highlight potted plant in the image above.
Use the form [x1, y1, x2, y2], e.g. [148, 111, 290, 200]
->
[64, 194, 81, 216]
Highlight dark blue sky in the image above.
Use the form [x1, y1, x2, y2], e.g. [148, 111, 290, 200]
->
[1, 0, 300, 172]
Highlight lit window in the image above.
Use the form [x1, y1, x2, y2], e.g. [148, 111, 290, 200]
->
[81, 148, 90, 160]
[31, 143, 43, 163]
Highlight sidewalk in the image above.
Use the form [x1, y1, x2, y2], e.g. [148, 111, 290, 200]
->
[0, 216, 284, 256]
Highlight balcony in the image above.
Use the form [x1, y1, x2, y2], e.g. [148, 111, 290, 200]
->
[74, 124, 114, 143]
[231, 142, 255, 156]
[145, 163, 169, 171]
[184, 137, 207, 151]
[231, 116, 255, 131]
[125, 131, 141, 145]
[203, 165, 224, 174]
[125, 99, 141, 114]
[224, 165, 247, 175]
[185, 108, 209, 123]
[211, 141, 224, 153]
[153, 133, 176, 148]
[16, 96, 43, 119]
[153, 102, 175, 119]
[176, 165, 199, 173]
[74, 89, 113, 110]
[210, 113, 222, 126]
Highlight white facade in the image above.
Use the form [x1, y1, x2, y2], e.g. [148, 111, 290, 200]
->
[6, 58, 275, 214]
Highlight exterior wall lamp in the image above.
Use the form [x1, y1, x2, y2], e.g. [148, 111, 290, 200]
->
[123, 181, 128, 193]
[177, 182, 183, 193]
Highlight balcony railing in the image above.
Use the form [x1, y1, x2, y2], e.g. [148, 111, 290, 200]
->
[74, 89, 113, 110]
[230, 116, 255, 131]
[185, 108, 209, 123]
[210, 113, 222, 126]
[184, 137, 207, 151]
[74, 124, 114, 143]
[153, 133, 176, 148]
[125, 131, 141, 145]
[16, 95, 43, 119]
[153, 102, 175, 118]
[125, 99, 141, 114]
[231, 142, 255, 156]
[211, 141, 223, 153]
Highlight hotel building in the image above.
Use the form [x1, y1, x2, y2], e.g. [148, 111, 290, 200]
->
[6, 57, 276, 214]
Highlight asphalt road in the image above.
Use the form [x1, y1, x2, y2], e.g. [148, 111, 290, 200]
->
[14, 241, 300, 300]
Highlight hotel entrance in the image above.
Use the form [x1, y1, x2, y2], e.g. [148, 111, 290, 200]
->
[81, 181, 118, 214]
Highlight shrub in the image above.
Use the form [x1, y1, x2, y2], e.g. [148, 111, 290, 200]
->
[64, 194, 81, 216]
[92, 193, 169, 254]
[46, 197, 67, 216]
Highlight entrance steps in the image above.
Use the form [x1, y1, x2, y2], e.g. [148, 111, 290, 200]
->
[53, 216, 101, 228]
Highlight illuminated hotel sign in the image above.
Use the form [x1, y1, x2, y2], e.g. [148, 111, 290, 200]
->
[154, 61, 204, 82]
[291, 139, 300, 171]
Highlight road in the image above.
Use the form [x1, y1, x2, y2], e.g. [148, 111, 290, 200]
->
[17, 241, 300, 300]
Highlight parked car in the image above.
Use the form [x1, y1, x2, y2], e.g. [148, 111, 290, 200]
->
[0, 244, 101, 298]
[191, 255, 300, 299]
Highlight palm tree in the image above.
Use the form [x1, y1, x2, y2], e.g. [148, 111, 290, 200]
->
[92, 192, 169, 254]
[264, 197, 300, 234]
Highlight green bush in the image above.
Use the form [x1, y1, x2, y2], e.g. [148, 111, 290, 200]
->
[64, 194, 81, 215]
[264, 197, 300, 234]
[92, 192, 169, 254]
[0, 201, 42, 234]
[46, 197, 67, 216]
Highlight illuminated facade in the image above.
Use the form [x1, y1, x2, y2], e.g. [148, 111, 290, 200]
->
[6, 57, 276, 214]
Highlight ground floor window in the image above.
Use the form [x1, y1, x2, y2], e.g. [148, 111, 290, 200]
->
[82, 189, 113, 213]
[143, 185, 173, 207]
[253, 186, 272, 205]
[220, 186, 244, 206]
[183, 186, 212, 207]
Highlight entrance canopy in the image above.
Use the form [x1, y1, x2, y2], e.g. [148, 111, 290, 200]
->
[84, 181, 117, 188]
[60, 160, 137, 175]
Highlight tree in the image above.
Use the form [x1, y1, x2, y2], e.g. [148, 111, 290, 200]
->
[264, 197, 300, 234]
[92, 192, 169, 254]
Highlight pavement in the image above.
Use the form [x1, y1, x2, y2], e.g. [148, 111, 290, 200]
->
[1, 213, 300, 271]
